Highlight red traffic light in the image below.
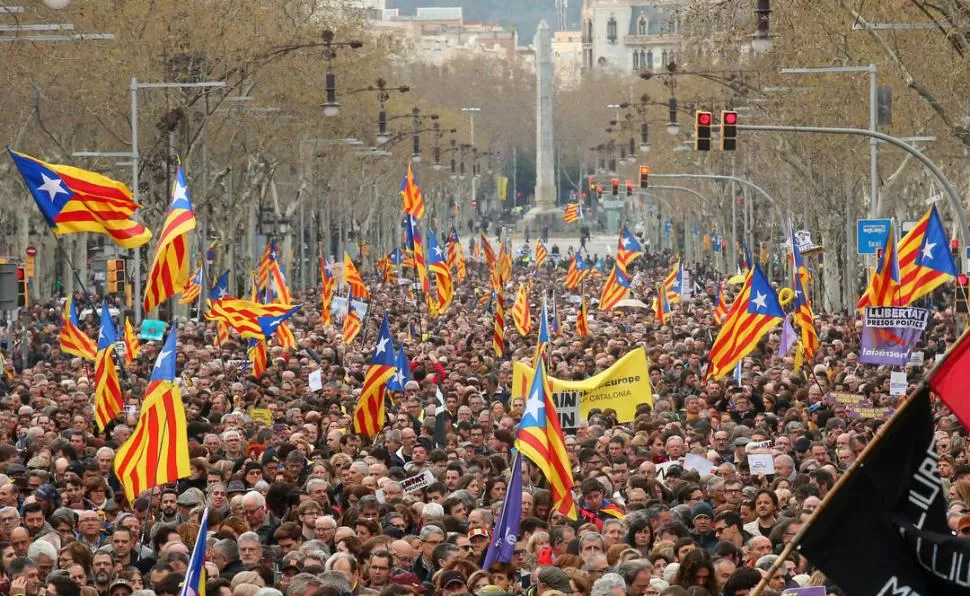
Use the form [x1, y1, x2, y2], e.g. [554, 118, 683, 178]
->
[724, 112, 737, 125]
[15, 267, 24, 281]
[698, 112, 712, 125]
[960, 274, 969, 286]
[951, 239, 960, 249]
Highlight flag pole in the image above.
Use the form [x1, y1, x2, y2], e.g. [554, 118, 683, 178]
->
[750, 327, 970, 595]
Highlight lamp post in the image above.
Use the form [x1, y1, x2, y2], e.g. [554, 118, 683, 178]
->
[462, 107, 481, 215]
[320, 29, 363, 117]
[130, 78, 226, 323]
[346, 79, 410, 145]
[779, 65, 879, 217]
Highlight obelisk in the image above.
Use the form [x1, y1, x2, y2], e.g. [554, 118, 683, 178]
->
[525, 20, 559, 229]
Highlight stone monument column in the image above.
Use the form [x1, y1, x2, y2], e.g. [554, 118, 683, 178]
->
[533, 20, 556, 211]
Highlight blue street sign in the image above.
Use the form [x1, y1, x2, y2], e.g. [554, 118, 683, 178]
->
[856, 219, 892, 255]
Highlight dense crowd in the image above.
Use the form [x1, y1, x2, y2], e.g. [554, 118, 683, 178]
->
[0, 240, 961, 596]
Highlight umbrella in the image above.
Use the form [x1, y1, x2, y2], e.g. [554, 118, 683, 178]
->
[614, 298, 649, 310]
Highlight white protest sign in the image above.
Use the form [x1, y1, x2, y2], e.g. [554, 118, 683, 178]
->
[684, 453, 715, 476]
[655, 460, 682, 481]
[747, 453, 775, 475]
[308, 370, 323, 392]
[890, 371, 907, 396]
[908, 351, 925, 368]
[400, 469, 435, 494]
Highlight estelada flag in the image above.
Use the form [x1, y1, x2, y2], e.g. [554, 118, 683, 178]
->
[9, 149, 151, 248]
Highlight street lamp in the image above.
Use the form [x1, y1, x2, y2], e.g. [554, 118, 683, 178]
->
[750, 0, 773, 54]
[345, 79, 409, 144]
[320, 29, 363, 117]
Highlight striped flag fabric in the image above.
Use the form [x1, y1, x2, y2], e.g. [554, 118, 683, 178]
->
[533, 298, 551, 364]
[353, 314, 397, 438]
[515, 358, 576, 519]
[661, 260, 683, 303]
[256, 240, 277, 291]
[897, 205, 956, 306]
[655, 285, 670, 325]
[714, 282, 728, 322]
[94, 302, 123, 431]
[264, 261, 297, 351]
[113, 324, 191, 503]
[493, 295, 505, 357]
[510, 283, 532, 337]
[564, 255, 587, 290]
[400, 162, 426, 220]
[598, 264, 631, 311]
[498, 237, 513, 284]
[205, 299, 300, 341]
[448, 227, 466, 283]
[321, 254, 335, 326]
[8, 149, 151, 249]
[406, 216, 430, 296]
[342, 302, 362, 344]
[143, 164, 197, 314]
[215, 321, 229, 347]
[58, 296, 97, 361]
[480, 232, 496, 269]
[343, 253, 370, 300]
[178, 266, 203, 305]
[534, 240, 548, 268]
[563, 202, 582, 224]
[427, 230, 454, 315]
[209, 270, 230, 301]
[248, 339, 267, 378]
[616, 226, 643, 274]
[791, 230, 819, 360]
[708, 265, 785, 379]
[856, 221, 900, 309]
[178, 506, 209, 596]
[576, 293, 589, 337]
[123, 319, 141, 366]
[551, 295, 561, 336]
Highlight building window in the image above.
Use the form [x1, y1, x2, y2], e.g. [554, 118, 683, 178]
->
[668, 50, 675, 67]
[607, 17, 617, 43]
[633, 51, 639, 69]
[646, 50, 654, 70]
[638, 17, 647, 35]
[661, 50, 668, 68]
[587, 19, 593, 43]
[640, 50, 647, 68]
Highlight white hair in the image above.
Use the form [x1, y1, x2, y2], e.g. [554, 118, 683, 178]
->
[591, 573, 626, 596]
[421, 503, 444, 518]
[242, 491, 265, 508]
[27, 540, 57, 561]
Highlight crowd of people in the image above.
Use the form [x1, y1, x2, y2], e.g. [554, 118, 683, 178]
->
[0, 238, 960, 596]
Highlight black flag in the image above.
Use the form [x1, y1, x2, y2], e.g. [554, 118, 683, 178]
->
[799, 388, 970, 594]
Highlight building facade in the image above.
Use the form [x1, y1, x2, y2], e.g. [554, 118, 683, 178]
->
[581, 0, 683, 74]
[551, 31, 583, 88]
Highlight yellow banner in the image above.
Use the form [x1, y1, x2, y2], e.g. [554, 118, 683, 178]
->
[513, 348, 652, 428]
[496, 176, 508, 201]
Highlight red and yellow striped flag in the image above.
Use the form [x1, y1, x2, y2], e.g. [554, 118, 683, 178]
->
[123, 319, 140, 366]
[576, 293, 589, 337]
[534, 240, 548, 268]
[353, 315, 396, 438]
[510, 283, 532, 337]
[94, 302, 123, 431]
[256, 240, 277, 291]
[58, 296, 97, 361]
[493, 294, 505, 357]
[448, 227, 466, 283]
[480, 232, 496, 269]
[400, 162, 426, 220]
[143, 165, 197, 315]
[215, 321, 229, 347]
[321, 254, 335, 326]
[114, 326, 190, 502]
[343, 253, 370, 299]
[342, 304, 362, 345]
[178, 266, 203, 305]
[248, 339, 267, 378]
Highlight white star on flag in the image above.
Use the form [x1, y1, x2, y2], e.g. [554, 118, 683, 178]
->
[752, 291, 768, 310]
[172, 181, 188, 204]
[434, 245, 444, 257]
[154, 349, 172, 370]
[524, 392, 545, 421]
[392, 369, 405, 387]
[921, 241, 936, 261]
[216, 287, 229, 298]
[375, 336, 389, 355]
[37, 174, 67, 201]
[623, 237, 634, 248]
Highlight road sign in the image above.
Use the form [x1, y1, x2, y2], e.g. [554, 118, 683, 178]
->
[857, 219, 892, 255]
[25, 246, 36, 257]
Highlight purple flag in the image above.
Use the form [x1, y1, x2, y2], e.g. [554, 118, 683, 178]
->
[859, 325, 924, 366]
[482, 452, 523, 570]
[778, 314, 797, 357]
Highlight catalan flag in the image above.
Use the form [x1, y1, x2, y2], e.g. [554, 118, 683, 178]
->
[215, 322, 229, 347]
[58, 296, 97, 361]
[714, 282, 728, 322]
[448, 227, 467, 283]
[353, 314, 397, 438]
[8, 149, 151, 249]
[662, 260, 683, 303]
[498, 237, 513, 284]
[256, 240, 277, 291]
[406, 215, 430, 295]
[534, 298, 551, 364]
[708, 264, 785, 379]
[123, 319, 141, 366]
[534, 240, 548, 268]
[209, 270, 230, 301]
[616, 226, 643, 274]
[564, 255, 587, 291]
[113, 324, 191, 503]
[376, 254, 397, 284]
[515, 358, 576, 519]
[143, 164, 197, 314]
[791, 230, 819, 360]
[94, 302, 123, 431]
[856, 221, 900, 309]
[598, 264, 631, 311]
[493, 295, 506, 357]
[387, 346, 412, 393]
[400, 162, 425, 220]
[343, 253, 370, 300]
[427, 230, 454, 314]
[265, 261, 297, 350]
[178, 506, 208, 596]
[342, 301, 362, 345]
[178, 266, 203, 305]
[655, 285, 671, 325]
[896, 204, 956, 306]
[248, 339, 267, 378]
[576, 293, 589, 338]
[563, 202, 582, 224]
[480, 232, 496, 269]
[551, 296, 561, 336]
[205, 299, 300, 341]
[321, 254, 335, 326]
[510, 283, 532, 337]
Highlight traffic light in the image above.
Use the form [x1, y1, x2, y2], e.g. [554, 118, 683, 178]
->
[695, 111, 712, 151]
[639, 165, 650, 189]
[107, 259, 126, 294]
[16, 266, 26, 308]
[625, 180, 634, 196]
[721, 110, 738, 151]
[611, 178, 619, 196]
[588, 177, 596, 194]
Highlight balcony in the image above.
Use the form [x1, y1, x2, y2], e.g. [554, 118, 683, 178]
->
[624, 33, 679, 45]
